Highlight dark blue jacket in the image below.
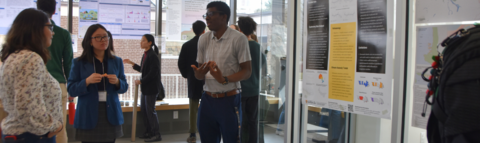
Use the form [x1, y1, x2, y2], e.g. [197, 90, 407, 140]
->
[67, 56, 128, 129]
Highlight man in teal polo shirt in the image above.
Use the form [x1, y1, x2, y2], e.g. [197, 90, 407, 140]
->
[238, 16, 267, 143]
[37, 0, 73, 142]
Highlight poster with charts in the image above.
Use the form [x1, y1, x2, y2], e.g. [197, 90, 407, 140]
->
[303, 0, 393, 119]
[0, 0, 61, 35]
[79, 0, 150, 39]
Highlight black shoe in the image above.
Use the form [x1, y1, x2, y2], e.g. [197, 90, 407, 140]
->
[145, 134, 162, 142]
[139, 132, 152, 139]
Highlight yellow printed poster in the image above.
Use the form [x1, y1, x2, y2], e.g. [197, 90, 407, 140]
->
[328, 22, 356, 102]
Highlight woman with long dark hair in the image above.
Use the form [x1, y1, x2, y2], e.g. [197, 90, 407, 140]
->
[123, 34, 162, 142]
[67, 24, 128, 143]
[0, 8, 63, 142]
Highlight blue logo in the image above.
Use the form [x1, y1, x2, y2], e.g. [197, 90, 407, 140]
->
[359, 80, 369, 87]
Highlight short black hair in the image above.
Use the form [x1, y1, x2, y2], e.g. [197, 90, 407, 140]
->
[207, 1, 230, 24]
[192, 20, 206, 36]
[237, 16, 257, 36]
[36, 0, 57, 17]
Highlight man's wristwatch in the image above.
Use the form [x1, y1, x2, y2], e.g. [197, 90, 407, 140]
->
[221, 77, 229, 85]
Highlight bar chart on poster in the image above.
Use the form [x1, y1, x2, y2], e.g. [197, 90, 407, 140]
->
[0, 0, 61, 35]
[303, 0, 393, 119]
[78, 0, 151, 39]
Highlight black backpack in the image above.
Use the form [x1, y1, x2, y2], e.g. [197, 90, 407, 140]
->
[422, 25, 480, 143]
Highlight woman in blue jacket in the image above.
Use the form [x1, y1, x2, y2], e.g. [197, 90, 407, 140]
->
[67, 24, 128, 143]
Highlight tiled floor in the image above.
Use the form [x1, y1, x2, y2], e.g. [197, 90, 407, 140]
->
[69, 126, 284, 143]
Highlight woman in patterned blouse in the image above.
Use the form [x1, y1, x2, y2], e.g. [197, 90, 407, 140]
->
[0, 8, 63, 142]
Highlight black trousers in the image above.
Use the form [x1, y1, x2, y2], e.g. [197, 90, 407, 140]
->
[241, 96, 259, 143]
[141, 93, 161, 136]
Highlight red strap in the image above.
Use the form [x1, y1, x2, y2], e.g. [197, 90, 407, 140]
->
[4, 135, 17, 140]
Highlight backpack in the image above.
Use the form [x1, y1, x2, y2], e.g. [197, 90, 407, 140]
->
[422, 25, 480, 143]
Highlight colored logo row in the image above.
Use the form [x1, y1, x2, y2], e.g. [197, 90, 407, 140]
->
[358, 80, 384, 88]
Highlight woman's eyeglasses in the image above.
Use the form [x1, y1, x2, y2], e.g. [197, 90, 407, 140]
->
[45, 24, 54, 32]
[92, 36, 110, 42]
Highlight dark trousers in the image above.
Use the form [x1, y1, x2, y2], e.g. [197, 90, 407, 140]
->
[2, 132, 55, 143]
[198, 92, 242, 143]
[241, 96, 258, 143]
[141, 93, 161, 136]
[258, 95, 270, 143]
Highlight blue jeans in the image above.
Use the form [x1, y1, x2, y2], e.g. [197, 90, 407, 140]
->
[327, 110, 345, 143]
[197, 92, 242, 143]
[2, 132, 55, 143]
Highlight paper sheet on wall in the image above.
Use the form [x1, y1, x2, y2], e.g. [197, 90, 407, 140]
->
[303, 0, 393, 119]
[416, 0, 480, 23]
[0, 0, 61, 35]
[78, 0, 150, 39]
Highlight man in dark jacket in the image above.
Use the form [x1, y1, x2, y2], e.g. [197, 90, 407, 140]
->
[178, 20, 206, 143]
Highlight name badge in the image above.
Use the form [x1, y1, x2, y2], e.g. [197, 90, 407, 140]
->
[99, 91, 107, 102]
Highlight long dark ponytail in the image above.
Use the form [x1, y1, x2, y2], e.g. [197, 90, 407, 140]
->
[143, 34, 159, 55]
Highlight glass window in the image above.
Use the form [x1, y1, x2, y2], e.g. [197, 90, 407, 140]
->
[298, 0, 348, 142]
[236, 0, 288, 142]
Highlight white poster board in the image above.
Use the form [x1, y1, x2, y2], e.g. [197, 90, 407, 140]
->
[0, 0, 61, 35]
[78, 0, 151, 39]
[303, 0, 394, 119]
[416, 0, 480, 23]
[166, 0, 228, 41]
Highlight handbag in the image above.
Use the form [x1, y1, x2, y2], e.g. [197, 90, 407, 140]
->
[156, 82, 165, 100]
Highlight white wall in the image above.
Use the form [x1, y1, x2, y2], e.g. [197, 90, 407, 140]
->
[355, 115, 393, 143]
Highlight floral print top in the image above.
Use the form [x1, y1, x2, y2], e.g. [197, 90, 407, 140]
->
[0, 50, 63, 135]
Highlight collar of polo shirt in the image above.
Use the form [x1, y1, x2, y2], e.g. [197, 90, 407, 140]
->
[211, 27, 233, 40]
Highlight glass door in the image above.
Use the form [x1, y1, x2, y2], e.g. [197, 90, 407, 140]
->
[235, 0, 290, 142]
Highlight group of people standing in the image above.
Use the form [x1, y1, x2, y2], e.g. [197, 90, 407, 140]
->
[0, 0, 264, 143]
[178, 2, 266, 143]
[0, 0, 162, 142]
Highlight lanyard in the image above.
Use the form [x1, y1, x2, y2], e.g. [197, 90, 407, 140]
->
[93, 57, 106, 91]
